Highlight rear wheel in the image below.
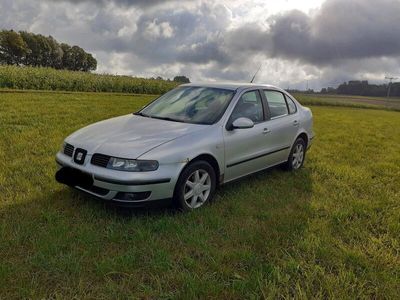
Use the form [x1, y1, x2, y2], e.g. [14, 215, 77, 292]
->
[285, 137, 306, 171]
[174, 161, 216, 211]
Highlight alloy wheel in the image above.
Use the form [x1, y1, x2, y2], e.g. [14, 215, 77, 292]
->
[183, 169, 211, 209]
[292, 143, 304, 169]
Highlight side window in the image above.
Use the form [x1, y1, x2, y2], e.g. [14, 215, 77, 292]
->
[264, 90, 288, 118]
[286, 96, 297, 114]
[229, 91, 264, 124]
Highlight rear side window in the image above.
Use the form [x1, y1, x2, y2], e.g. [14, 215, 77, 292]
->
[264, 90, 288, 118]
[286, 96, 297, 114]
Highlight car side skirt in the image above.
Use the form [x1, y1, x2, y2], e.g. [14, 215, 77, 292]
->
[222, 159, 289, 185]
[226, 146, 290, 168]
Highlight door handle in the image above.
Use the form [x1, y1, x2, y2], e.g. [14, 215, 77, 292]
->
[293, 120, 299, 126]
[262, 128, 271, 134]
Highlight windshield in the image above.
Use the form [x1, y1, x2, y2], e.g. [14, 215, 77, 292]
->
[138, 86, 235, 125]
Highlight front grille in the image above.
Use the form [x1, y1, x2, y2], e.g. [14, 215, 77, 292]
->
[91, 153, 111, 168]
[64, 143, 74, 157]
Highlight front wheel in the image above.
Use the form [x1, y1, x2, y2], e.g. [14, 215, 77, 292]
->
[174, 160, 216, 211]
[284, 138, 306, 171]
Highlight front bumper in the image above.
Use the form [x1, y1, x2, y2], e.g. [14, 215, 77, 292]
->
[55, 151, 184, 205]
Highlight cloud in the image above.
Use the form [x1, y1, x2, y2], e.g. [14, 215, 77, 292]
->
[229, 0, 400, 65]
[178, 39, 230, 64]
[123, 2, 233, 66]
[1, 0, 400, 89]
[47, 0, 168, 8]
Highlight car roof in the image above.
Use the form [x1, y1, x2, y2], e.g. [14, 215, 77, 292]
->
[180, 82, 284, 92]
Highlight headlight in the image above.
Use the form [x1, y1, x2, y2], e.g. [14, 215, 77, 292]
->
[107, 157, 159, 172]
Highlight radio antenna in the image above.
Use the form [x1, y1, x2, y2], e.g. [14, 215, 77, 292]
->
[250, 64, 262, 83]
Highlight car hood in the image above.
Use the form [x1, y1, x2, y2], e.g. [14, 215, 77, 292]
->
[66, 114, 206, 158]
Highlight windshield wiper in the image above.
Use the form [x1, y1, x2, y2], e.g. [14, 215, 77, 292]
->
[150, 116, 187, 123]
[133, 112, 149, 117]
[134, 112, 186, 123]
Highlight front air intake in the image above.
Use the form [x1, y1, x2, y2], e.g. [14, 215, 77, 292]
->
[91, 153, 111, 168]
[63, 143, 74, 157]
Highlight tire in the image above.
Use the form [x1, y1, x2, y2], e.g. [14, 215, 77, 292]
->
[174, 160, 216, 211]
[284, 137, 306, 171]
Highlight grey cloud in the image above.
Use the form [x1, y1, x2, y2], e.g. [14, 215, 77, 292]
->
[201, 66, 250, 82]
[90, 10, 125, 35]
[178, 39, 230, 64]
[48, 0, 167, 8]
[235, 0, 400, 65]
[225, 24, 271, 54]
[125, 3, 232, 66]
[0, 0, 42, 31]
[133, 0, 400, 72]
[2, 0, 400, 89]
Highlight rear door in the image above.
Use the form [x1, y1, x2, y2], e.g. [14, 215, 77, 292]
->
[261, 90, 300, 162]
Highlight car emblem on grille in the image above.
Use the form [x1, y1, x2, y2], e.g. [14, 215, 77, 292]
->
[74, 148, 87, 165]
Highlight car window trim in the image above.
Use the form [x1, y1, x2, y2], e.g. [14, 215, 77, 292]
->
[284, 94, 298, 114]
[259, 88, 271, 120]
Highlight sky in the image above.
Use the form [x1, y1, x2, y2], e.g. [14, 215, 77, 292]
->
[1, 0, 400, 90]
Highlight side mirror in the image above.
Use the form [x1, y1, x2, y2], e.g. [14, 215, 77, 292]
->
[232, 117, 254, 129]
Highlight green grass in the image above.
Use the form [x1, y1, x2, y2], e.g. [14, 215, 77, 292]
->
[0, 65, 178, 94]
[0, 91, 399, 298]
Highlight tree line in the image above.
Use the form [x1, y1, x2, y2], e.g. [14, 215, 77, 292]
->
[0, 30, 97, 72]
[321, 80, 400, 97]
[151, 75, 190, 83]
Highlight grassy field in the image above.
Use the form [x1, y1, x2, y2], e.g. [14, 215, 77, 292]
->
[0, 91, 399, 298]
[294, 93, 400, 111]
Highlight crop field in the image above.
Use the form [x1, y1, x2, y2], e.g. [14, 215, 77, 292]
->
[0, 65, 178, 94]
[294, 93, 400, 111]
[0, 90, 399, 298]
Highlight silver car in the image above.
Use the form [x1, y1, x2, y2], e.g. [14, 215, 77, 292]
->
[55, 83, 314, 210]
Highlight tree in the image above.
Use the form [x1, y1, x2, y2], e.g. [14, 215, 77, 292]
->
[0, 30, 28, 65]
[69, 46, 84, 71]
[34, 34, 52, 67]
[0, 29, 97, 71]
[20, 31, 41, 66]
[60, 43, 73, 69]
[173, 75, 190, 83]
[47, 36, 63, 69]
[85, 53, 97, 72]
[322, 80, 400, 97]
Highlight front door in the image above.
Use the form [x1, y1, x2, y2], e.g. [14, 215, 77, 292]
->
[223, 90, 276, 182]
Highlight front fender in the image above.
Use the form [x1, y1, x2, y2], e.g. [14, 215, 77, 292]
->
[138, 124, 225, 175]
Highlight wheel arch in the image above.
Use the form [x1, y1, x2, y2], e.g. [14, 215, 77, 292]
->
[189, 154, 221, 185]
[172, 153, 221, 206]
[295, 132, 309, 149]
